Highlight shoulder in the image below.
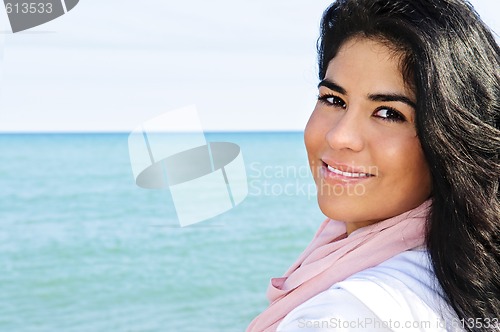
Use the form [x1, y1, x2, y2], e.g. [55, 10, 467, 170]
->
[278, 249, 458, 331]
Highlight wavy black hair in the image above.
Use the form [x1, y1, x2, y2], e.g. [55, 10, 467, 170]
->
[317, 0, 499, 331]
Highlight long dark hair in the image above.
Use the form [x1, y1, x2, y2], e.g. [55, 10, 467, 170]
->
[317, 0, 499, 330]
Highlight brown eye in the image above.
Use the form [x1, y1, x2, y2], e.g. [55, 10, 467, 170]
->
[318, 94, 347, 109]
[373, 107, 407, 122]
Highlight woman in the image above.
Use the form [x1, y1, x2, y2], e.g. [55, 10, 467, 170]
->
[247, 0, 499, 331]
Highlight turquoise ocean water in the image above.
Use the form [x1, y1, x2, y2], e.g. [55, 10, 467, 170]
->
[0, 132, 324, 332]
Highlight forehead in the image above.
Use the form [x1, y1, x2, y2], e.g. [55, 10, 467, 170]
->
[325, 37, 415, 98]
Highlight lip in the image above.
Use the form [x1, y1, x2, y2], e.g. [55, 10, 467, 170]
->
[319, 159, 375, 185]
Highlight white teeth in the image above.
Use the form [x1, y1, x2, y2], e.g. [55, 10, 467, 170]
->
[327, 165, 369, 178]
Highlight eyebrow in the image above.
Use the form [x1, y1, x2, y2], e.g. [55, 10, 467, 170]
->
[318, 78, 416, 109]
[318, 79, 346, 95]
[368, 93, 416, 109]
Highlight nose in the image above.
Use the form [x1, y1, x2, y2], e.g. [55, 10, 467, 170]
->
[325, 109, 364, 152]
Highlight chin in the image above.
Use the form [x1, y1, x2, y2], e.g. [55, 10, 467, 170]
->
[317, 194, 365, 222]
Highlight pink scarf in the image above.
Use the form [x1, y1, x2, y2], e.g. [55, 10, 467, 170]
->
[246, 200, 431, 332]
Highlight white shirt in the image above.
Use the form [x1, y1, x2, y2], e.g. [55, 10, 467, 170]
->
[277, 249, 462, 331]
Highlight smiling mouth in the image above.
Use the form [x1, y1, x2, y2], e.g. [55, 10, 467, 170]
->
[321, 161, 376, 179]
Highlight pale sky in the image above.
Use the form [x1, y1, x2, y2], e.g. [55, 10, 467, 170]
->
[0, 0, 498, 132]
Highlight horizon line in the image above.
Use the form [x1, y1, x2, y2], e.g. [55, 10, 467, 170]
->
[0, 129, 304, 134]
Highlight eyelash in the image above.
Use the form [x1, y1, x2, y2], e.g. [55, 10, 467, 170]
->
[317, 93, 407, 123]
[318, 94, 346, 109]
[373, 107, 407, 123]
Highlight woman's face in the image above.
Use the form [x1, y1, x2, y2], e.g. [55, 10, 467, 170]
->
[305, 37, 432, 234]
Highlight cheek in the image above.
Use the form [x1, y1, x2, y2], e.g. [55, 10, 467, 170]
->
[377, 136, 431, 193]
[304, 108, 321, 156]
[304, 108, 329, 179]
[410, 145, 432, 192]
